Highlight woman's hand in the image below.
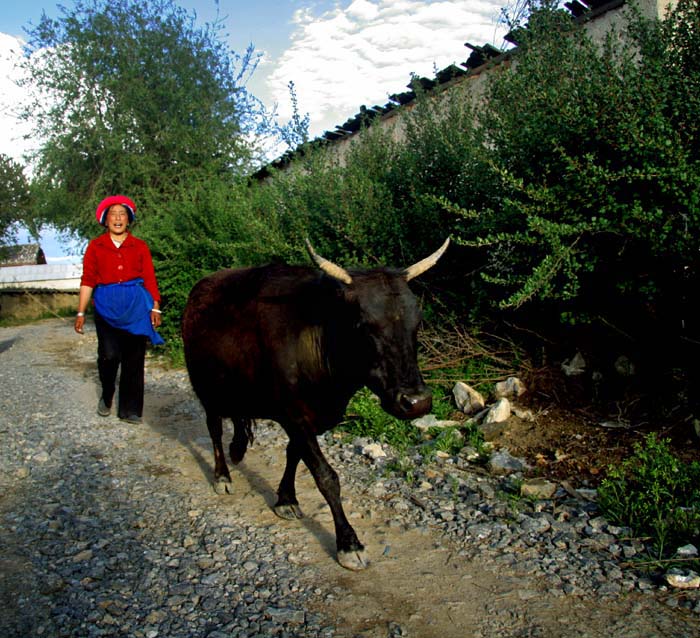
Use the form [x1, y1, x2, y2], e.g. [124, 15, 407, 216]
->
[151, 310, 162, 329]
[75, 287, 93, 335]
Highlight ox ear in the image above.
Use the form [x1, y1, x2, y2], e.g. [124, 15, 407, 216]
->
[305, 239, 353, 285]
[403, 238, 450, 281]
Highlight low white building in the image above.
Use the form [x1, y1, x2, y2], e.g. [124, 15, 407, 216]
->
[0, 262, 82, 291]
[0, 246, 82, 320]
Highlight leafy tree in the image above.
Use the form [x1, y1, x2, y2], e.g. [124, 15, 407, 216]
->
[20, 0, 267, 238]
[0, 154, 32, 246]
[456, 0, 700, 319]
[276, 81, 310, 152]
[414, 0, 700, 416]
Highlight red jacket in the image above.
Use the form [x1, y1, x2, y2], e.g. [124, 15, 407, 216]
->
[80, 233, 160, 302]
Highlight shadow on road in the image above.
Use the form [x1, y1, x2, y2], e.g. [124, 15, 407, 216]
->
[141, 372, 338, 562]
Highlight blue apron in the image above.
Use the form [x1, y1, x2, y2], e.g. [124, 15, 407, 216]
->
[93, 278, 164, 346]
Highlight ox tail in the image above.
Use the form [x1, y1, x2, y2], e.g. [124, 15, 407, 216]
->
[230, 418, 255, 465]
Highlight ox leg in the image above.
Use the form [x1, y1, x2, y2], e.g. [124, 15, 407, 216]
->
[274, 440, 304, 520]
[230, 418, 252, 465]
[206, 411, 233, 494]
[298, 435, 368, 571]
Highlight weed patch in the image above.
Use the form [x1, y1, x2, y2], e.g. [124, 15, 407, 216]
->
[598, 433, 700, 559]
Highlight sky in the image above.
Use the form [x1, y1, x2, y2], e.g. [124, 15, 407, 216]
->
[0, 0, 512, 258]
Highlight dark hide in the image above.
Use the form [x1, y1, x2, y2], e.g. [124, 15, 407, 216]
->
[182, 261, 433, 569]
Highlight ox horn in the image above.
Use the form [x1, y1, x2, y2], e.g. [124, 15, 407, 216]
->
[403, 238, 451, 281]
[305, 239, 353, 285]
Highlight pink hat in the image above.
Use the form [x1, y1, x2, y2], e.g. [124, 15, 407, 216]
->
[95, 195, 136, 225]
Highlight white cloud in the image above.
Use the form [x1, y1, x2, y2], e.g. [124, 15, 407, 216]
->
[346, 0, 381, 21]
[0, 33, 35, 164]
[267, 0, 509, 138]
[2, 1, 512, 165]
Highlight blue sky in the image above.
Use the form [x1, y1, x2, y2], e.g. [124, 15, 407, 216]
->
[1, 0, 510, 258]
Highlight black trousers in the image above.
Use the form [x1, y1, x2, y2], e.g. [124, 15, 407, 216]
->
[94, 312, 147, 419]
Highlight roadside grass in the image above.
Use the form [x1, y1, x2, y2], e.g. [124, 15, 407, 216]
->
[598, 433, 700, 565]
[340, 385, 490, 478]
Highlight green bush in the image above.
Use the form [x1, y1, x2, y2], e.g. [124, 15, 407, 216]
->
[136, 173, 298, 353]
[458, 0, 700, 322]
[598, 433, 700, 557]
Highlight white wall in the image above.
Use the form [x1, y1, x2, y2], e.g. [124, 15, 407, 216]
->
[0, 263, 82, 291]
[297, 0, 674, 169]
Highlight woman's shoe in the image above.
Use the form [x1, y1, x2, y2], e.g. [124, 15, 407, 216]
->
[97, 398, 111, 417]
[120, 414, 142, 424]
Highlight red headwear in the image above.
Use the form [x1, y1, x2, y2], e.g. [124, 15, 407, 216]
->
[95, 195, 137, 225]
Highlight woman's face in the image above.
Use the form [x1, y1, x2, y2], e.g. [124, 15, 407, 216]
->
[106, 204, 129, 237]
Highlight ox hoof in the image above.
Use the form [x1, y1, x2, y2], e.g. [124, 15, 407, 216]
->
[274, 503, 304, 520]
[213, 476, 233, 495]
[337, 548, 369, 571]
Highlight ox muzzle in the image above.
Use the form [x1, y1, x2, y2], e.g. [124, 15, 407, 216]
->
[392, 387, 432, 420]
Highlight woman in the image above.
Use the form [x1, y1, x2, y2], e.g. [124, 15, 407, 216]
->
[74, 195, 164, 424]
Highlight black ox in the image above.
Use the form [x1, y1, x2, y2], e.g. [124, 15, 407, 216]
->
[182, 239, 449, 570]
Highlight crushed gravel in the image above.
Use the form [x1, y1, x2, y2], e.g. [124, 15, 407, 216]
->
[1, 318, 699, 638]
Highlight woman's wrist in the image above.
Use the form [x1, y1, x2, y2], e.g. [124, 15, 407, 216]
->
[151, 308, 161, 314]
[76, 311, 85, 317]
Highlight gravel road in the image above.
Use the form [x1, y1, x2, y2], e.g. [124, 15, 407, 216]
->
[1, 318, 700, 637]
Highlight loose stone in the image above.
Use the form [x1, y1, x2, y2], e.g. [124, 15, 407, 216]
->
[3, 320, 700, 638]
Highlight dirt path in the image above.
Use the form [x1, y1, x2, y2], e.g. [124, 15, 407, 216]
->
[3, 318, 699, 637]
[145, 389, 634, 638]
[145, 374, 698, 638]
